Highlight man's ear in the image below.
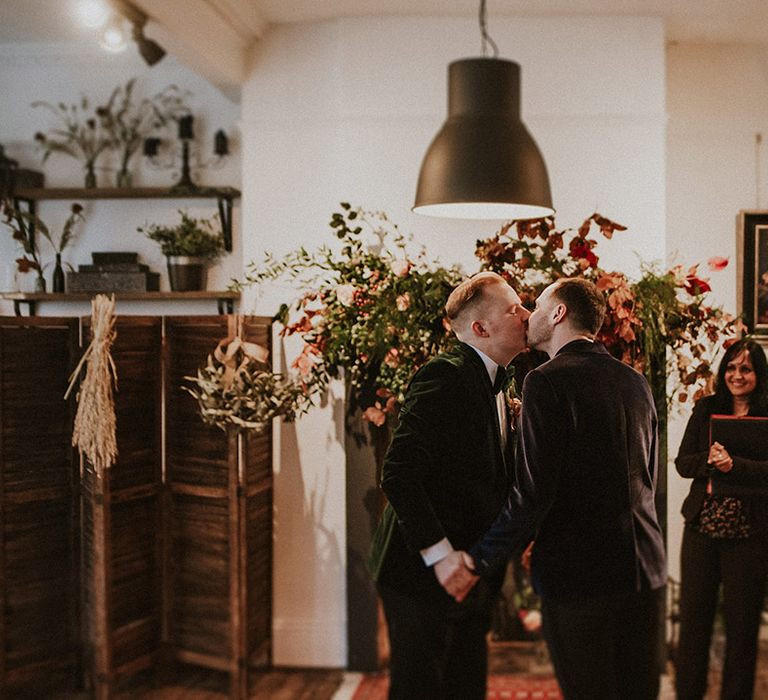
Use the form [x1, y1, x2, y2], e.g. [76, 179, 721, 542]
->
[552, 303, 567, 325]
[470, 319, 489, 338]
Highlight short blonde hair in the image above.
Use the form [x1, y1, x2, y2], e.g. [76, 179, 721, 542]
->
[445, 271, 507, 333]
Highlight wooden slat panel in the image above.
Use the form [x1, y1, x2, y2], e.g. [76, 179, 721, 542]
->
[170, 493, 231, 656]
[165, 316, 273, 685]
[166, 317, 232, 490]
[0, 318, 79, 694]
[80, 316, 163, 696]
[244, 430, 272, 668]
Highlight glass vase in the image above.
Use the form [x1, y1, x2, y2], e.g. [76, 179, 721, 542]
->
[116, 168, 133, 188]
[84, 163, 97, 189]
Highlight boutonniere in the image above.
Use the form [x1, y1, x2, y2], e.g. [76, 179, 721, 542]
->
[499, 366, 518, 398]
[500, 366, 521, 424]
[506, 395, 522, 420]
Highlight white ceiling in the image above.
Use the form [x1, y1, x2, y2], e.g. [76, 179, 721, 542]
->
[3, 0, 768, 45]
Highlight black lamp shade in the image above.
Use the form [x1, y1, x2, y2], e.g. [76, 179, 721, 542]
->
[414, 58, 554, 220]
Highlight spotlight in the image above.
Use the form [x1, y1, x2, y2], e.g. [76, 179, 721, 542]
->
[107, 0, 166, 66]
[75, 0, 110, 29]
[99, 18, 128, 52]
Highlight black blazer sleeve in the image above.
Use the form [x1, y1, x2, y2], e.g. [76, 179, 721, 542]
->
[468, 368, 562, 574]
[675, 399, 712, 479]
[380, 359, 461, 553]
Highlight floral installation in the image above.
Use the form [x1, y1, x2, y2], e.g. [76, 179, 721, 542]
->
[225, 204, 740, 430]
[474, 214, 743, 405]
[236, 203, 464, 425]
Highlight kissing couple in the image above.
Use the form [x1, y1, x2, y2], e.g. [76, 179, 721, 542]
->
[369, 272, 667, 700]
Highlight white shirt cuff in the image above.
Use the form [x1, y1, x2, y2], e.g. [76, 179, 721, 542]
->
[420, 537, 454, 566]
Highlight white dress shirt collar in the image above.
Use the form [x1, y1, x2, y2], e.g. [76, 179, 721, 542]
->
[466, 343, 498, 385]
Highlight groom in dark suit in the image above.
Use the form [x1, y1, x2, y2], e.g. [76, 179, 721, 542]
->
[446, 277, 667, 700]
[368, 271, 530, 699]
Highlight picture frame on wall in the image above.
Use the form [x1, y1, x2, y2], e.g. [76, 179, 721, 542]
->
[738, 211, 768, 335]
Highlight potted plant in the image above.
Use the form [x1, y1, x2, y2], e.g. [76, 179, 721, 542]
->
[139, 210, 224, 291]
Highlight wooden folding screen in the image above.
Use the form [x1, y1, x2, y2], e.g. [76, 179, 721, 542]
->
[0, 317, 80, 695]
[165, 316, 272, 699]
[80, 317, 163, 699]
[0, 314, 273, 700]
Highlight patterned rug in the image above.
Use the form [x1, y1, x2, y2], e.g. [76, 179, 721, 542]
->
[350, 674, 563, 700]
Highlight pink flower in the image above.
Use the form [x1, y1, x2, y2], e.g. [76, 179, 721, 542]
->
[670, 264, 687, 286]
[391, 258, 411, 277]
[384, 348, 400, 368]
[362, 405, 387, 426]
[335, 284, 356, 307]
[396, 293, 410, 311]
[707, 256, 729, 272]
[292, 345, 320, 377]
[519, 609, 542, 633]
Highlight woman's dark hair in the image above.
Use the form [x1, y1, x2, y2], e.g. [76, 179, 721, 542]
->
[712, 338, 768, 413]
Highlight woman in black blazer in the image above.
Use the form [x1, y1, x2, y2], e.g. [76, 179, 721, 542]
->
[675, 339, 768, 700]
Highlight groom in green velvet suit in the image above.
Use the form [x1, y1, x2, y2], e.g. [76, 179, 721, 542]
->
[369, 271, 530, 700]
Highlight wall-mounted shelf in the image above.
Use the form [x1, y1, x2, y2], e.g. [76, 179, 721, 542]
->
[12, 186, 241, 251]
[1, 290, 240, 317]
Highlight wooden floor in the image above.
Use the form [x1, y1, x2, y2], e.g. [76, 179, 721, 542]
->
[49, 667, 345, 700]
[43, 638, 768, 699]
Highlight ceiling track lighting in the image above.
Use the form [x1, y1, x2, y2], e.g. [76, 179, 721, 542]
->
[107, 0, 166, 66]
[413, 0, 554, 221]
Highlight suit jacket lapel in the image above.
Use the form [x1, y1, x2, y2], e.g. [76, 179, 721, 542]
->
[457, 342, 507, 477]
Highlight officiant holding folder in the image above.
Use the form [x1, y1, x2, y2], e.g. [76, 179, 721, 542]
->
[675, 338, 768, 700]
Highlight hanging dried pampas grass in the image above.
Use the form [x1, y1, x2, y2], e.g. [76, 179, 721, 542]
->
[65, 294, 118, 476]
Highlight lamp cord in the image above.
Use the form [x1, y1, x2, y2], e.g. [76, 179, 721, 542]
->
[479, 0, 499, 58]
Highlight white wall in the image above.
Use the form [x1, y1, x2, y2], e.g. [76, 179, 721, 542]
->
[0, 43, 241, 316]
[241, 15, 667, 667]
[666, 41, 768, 580]
[1, 13, 687, 670]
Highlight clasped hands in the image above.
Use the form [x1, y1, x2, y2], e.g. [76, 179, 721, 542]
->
[434, 551, 479, 602]
[708, 441, 733, 472]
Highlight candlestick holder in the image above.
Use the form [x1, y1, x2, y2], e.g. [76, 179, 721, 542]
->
[142, 115, 230, 192]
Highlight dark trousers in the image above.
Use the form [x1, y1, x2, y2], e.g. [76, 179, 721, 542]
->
[541, 586, 665, 700]
[675, 526, 768, 700]
[378, 581, 494, 700]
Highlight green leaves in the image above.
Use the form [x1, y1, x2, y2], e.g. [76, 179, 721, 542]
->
[139, 210, 224, 258]
[184, 353, 303, 433]
[237, 204, 463, 422]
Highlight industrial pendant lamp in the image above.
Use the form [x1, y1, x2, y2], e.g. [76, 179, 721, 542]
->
[413, 0, 554, 220]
